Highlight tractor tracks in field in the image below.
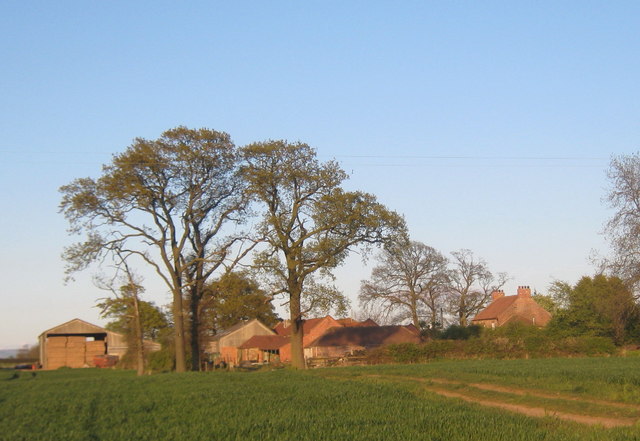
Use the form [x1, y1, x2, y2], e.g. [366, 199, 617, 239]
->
[355, 374, 639, 428]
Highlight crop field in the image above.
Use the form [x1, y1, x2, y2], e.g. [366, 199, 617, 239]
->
[2, 358, 640, 441]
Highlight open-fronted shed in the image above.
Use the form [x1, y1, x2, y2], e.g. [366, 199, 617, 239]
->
[38, 318, 159, 369]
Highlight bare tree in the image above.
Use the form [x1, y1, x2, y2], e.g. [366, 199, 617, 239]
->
[60, 127, 250, 372]
[447, 249, 508, 326]
[359, 241, 448, 329]
[605, 152, 640, 295]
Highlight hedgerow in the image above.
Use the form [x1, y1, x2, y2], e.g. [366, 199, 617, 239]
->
[369, 323, 617, 364]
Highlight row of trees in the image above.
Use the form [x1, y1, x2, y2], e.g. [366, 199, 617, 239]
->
[359, 244, 507, 331]
[59, 126, 640, 371]
[60, 127, 406, 371]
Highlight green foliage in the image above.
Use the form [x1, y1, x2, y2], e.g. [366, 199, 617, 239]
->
[242, 140, 407, 367]
[372, 322, 618, 364]
[99, 297, 169, 341]
[200, 272, 279, 334]
[439, 324, 482, 340]
[147, 347, 175, 373]
[547, 275, 639, 345]
[531, 293, 559, 315]
[60, 126, 249, 372]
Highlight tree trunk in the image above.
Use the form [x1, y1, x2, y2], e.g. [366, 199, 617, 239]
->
[132, 293, 145, 376]
[410, 295, 420, 330]
[172, 289, 187, 373]
[189, 284, 201, 371]
[289, 288, 305, 369]
[459, 297, 467, 326]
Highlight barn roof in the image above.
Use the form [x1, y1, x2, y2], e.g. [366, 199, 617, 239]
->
[337, 318, 379, 327]
[274, 316, 330, 336]
[473, 296, 518, 321]
[39, 318, 107, 337]
[210, 319, 273, 342]
[307, 325, 421, 348]
[238, 335, 289, 350]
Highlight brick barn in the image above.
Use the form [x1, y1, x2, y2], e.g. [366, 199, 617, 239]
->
[305, 325, 422, 358]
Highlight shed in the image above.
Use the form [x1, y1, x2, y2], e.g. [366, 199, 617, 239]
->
[204, 319, 275, 364]
[237, 335, 289, 363]
[38, 318, 160, 369]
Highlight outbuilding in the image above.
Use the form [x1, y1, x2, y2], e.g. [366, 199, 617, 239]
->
[38, 318, 159, 369]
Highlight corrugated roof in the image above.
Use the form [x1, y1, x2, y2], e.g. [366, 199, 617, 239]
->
[39, 318, 107, 337]
[308, 326, 421, 348]
[211, 319, 271, 342]
[473, 296, 518, 321]
[238, 335, 289, 350]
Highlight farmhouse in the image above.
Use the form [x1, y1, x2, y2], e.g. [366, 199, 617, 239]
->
[38, 318, 160, 369]
[472, 286, 552, 328]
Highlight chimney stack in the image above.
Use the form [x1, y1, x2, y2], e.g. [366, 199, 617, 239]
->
[491, 290, 505, 301]
[517, 286, 531, 298]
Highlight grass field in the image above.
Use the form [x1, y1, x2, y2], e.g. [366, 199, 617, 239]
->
[2, 358, 640, 440]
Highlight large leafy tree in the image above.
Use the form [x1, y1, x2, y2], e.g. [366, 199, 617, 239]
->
[447, 249, 507, 326]
[59, 127, 249, 372]
[359, 240, 449, 329]
[200, 272, 279, 335]
[548, 275, 638, 344]
[242, 141, 407, 368]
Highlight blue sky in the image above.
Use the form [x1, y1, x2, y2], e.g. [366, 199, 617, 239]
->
[1, 1, 638, 348]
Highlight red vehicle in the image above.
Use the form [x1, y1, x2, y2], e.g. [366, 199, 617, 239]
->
[93, 355, 119, 368]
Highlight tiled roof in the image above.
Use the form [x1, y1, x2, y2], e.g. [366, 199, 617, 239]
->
[337, 318, 379, 327]
[238, 335, 289, 350]
[307, 326, 420, 348]
[403, 324, 420, 335]
[274, 317, 328, 336]
[473, 296, 518, 321]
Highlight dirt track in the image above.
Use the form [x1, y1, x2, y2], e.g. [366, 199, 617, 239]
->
[361, 374, 639, 428]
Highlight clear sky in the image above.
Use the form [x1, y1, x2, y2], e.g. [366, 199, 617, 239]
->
[1, 1, 638, 349]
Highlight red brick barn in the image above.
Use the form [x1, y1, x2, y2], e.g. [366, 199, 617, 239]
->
[273, 315, 344, 361]
[305, 325, 422, 358]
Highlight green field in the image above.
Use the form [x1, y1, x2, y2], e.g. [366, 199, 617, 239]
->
[2, 358, 640, 441]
